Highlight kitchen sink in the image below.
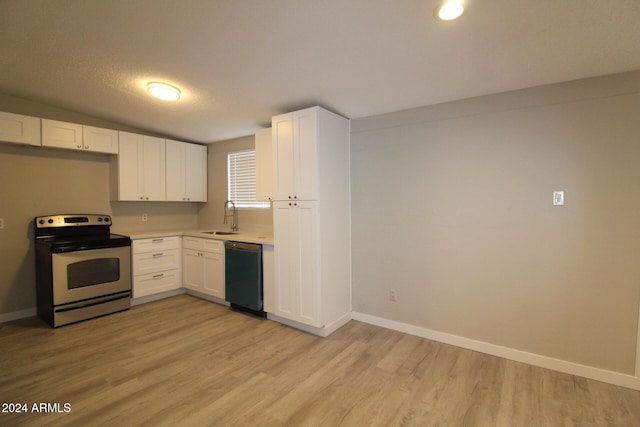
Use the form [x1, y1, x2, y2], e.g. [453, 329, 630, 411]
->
[201, 231, 238, 235]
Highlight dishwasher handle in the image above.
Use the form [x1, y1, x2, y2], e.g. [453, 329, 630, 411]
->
[224, 241, 262, 253]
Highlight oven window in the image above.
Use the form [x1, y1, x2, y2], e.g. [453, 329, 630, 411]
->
[67, 258, 120, 289]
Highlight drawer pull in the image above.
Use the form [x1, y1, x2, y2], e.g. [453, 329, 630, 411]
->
[152, 274, 164, 279]
[152, 252, 164, 257]
[152, 238, 164, 243]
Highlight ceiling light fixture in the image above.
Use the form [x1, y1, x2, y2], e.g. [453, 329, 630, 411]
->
[435, 0, 466, 21]
[147, 82, 181, 101]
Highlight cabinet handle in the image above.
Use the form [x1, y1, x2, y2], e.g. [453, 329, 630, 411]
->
[152, 238, 164, 243]
[77, 144, 82, 149]
[85, 145, 89, 149]
[152, 274, 164, 279]
[152, 252, 164, 257]
[288, 195, 292, 199]
[140, 196, 144, 200]
[146, 197, 149, 200]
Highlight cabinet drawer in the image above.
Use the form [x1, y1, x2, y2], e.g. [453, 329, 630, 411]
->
[183, 237, 224, 254]
[133, 269, 181, 298]
[133, 236, 180, 253]
[133, 249, 180, 276]
[203, 239, 224, 254]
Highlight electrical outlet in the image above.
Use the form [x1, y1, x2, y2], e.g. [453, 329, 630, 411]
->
[389, 289, 397, 302]
[0, 218, 4, 229]
[142, 213, 148, 222]
[553, 191, 564, 206]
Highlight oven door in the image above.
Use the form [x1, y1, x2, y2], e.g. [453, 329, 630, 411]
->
[52, 246, 131, 306]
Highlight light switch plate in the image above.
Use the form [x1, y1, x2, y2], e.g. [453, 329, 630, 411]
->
[553, 191, 564, 206]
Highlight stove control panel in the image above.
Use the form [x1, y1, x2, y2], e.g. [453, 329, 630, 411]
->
[35, 214, 112, 228]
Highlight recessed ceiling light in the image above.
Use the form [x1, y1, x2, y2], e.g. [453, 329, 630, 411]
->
[147, 82, 181, 101]
[435, 1, 466, 21]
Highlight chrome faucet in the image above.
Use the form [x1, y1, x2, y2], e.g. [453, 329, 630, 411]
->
[223, 200, 238, 232]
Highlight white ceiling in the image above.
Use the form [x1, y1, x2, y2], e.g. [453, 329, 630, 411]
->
[1, 0, 639, 143]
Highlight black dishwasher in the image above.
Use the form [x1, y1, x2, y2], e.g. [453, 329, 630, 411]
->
[224, 241, 264, 316]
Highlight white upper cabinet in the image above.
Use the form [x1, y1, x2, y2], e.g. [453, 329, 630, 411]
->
[82, 125, 118, 154]
[166, 139, 207, 202]
[272, 108, 319, 201]
[255, 127, 273, 201]
[42, 119, 83, 150]
[114, 131, 166, 201]
[0, 111, 41, 146]
[42, 119, 118, 154]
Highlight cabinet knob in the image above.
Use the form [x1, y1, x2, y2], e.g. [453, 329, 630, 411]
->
[77, 144, 82, 149]
[85, 145, 89, 149]
[140, 196, 144, 200]
[288, 195, 292, 199]
[146, 197, 149, 200]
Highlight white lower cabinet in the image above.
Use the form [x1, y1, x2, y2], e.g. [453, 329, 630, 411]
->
[272, 201, 321, 326]
[132, 236, 181, 298]
[182, 237, 225, 299]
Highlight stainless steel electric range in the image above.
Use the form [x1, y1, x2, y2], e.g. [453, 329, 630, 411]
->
[34, 214, 131, 327]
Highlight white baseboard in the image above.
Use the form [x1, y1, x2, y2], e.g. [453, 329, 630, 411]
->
[0, 307, 37, 323]
[267, 312, 352, 337]
[184, 289, 230, 306]
[351, 311, 640, 391]
[131, 288, 186, 306]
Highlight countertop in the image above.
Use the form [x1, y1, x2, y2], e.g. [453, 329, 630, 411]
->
[123, 229, 274, 245]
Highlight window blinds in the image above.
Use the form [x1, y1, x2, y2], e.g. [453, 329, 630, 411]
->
[227, 150, 269, 208]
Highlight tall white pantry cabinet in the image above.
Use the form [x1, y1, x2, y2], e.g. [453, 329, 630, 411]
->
[266, 106, 351, 336]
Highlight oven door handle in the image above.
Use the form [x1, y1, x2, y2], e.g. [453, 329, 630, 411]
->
[54, 292, 131, 313]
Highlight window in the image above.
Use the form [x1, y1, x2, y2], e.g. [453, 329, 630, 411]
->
[227, 150, 269, 208]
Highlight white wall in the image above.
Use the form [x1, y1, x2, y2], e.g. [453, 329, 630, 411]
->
[350, 72, 640, 375]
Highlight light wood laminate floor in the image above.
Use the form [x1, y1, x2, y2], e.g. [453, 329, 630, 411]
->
[1, 295, 639, 426]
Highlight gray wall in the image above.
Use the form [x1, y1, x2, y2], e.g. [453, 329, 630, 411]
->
[350, 71, 640, 375]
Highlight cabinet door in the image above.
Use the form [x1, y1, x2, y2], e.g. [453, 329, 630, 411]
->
[272, 201, 299, 321]
[255, 127, 273, 201]
[296, 201, 321, 326]
[165, 139, 186, 201]
[272, 201, 321, 326]
[293, 109, 319, 201]
[183, 248, 204, 291]
[0, 111, 41, 146]
[184, 142, 207, 202]
[83, 125, 118, 154]
[203, 251, 224, 298]
[117, 131, 144, 201]
[41, 119, 83, 150]
[142, 136, 166, 201]
[272, 113, 294, 201]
